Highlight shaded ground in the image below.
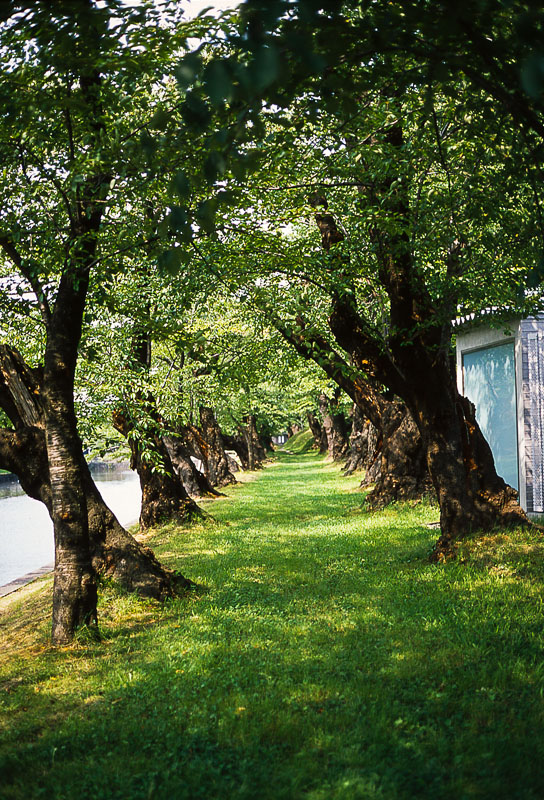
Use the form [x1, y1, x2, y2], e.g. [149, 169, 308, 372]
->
[1, 453, 544, 799]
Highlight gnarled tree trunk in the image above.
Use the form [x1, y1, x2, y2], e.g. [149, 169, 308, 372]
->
[164, 434, 221, 498]
[308, 410, 327, 453]
[329, 296, 527, 552]
[222, 432, 250, 470]
[181, 420, 237, 486]
[405, 371, 526, 556]
[0, 346, 189, 601]
[343, 404, 367, 474]
[43, 374, 98, 643]
[241, 414, 266, 470]
[363, 400, 431, 507]
[113, 407, 202, 529]
[318, 113, 530, 555]
[199, 406, 237, 486]
[319, 393, 348, 461]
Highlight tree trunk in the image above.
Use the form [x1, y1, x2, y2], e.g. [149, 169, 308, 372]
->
[222, 432, 250, 470]
[359, 418, 381, 486]
[241, 414, 266, 470]
[199, 406, 237, 486]
[404, 369, 527, 556]
[319, 393, 348, 461]
[363, 401, 431, 507]
[328, 296, 528, 549]
[43, 285, 98, 644]
[0, 347, 190, 600]
[181, 419, 236, 486]
[245, 424, 255, 470]
[319, 113, 531, 553]
[83, 465, 193, 595]
[164, 434, 222, 498]
[307, 410, 327, 453]
[343, 404, 367, 474]
[113, 408, 202, 529]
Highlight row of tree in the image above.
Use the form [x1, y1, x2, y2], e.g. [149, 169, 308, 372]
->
[2, 0, 544, 642]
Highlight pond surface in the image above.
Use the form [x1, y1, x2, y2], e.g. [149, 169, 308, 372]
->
[0, 466, 141, 587]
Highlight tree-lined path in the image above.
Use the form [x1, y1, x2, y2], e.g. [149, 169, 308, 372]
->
[2, 450, 544, 799]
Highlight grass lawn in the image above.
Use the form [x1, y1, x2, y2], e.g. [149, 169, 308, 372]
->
[1, 451, 544, 799]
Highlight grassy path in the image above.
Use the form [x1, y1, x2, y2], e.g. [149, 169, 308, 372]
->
[1, 453, 544, 799]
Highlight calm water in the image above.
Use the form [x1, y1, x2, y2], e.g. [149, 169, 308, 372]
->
[0, 467, 141, 586]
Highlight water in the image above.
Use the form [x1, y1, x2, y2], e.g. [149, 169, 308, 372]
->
[0, 466, 141, 587]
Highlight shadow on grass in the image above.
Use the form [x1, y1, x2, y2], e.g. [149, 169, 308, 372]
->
[3, 551, 543, 799]
[1, 454, 544, 799]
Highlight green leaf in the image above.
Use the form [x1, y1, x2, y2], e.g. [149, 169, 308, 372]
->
[175, 53, 202, 87]
[140, 130, 156, 158]
[204, 150, 227, 183]
[169, 205, 188, 231]
[172, 171, 191, 198]
[149, 107, 171, 131]
[521, 53, 544, 99]
[205, 60, 233, 105]
[181, 92, 211, 131]
[252, 45, 280, 92]
[157, 248, 182, 276]
[195, 199, 217, 233]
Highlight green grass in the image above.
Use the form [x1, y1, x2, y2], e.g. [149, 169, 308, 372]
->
[281, 428, 315, 453]
[1, 453, 544, 799]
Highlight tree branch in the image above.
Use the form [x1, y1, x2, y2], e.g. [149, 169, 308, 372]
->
[0, 234, 51, 323]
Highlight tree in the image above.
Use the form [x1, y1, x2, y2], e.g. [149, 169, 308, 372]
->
[171, 0, 543, 553]
[0, 0, 213, 641]
[111, 330, 203, 529]
[0, 344, 189, 598]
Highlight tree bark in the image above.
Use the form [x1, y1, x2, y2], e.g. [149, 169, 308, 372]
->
[222, 432, 250, 470]
[406, 371, 525, 555]
[363, 401, 431, 507]
[43, 270, 99, 644]
[113, 407, 202, 529]
[343, 404, 367, 474]
[164, 434, 222, 498]
[329, 284, 528, 552]
[307, 410, 327, 453]
[241, 414, 266, 470]
[181, 417, 237, 486]
[319, 393, 348, 461]
[199, 406, 237, 485]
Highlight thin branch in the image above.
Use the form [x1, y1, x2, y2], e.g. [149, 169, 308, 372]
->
[252, 180, 372, 192]
[0, 235, 51, 323]
[64, 77, 76, 163]
[16, 141, 75, 232]
[85, 234, 161, 271]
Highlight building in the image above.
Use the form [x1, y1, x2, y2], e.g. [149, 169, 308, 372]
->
[455, 313, 544, 514]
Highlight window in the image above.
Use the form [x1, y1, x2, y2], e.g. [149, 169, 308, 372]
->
[462, 341, 518, 490]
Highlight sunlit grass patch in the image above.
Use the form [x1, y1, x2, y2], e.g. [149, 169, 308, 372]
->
[280, 428, 315, 454]
[1, 452, 544, 799]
